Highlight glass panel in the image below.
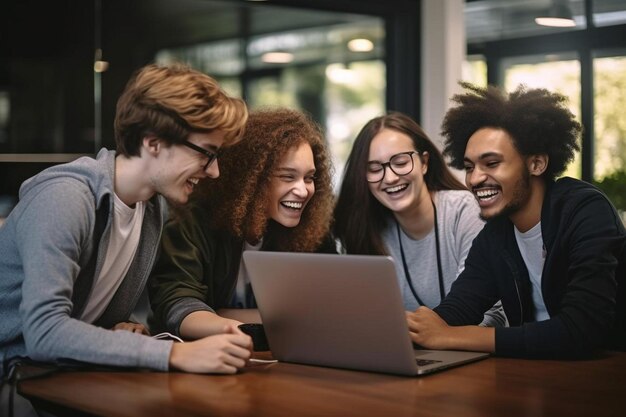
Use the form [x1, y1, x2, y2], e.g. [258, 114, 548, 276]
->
[593, 0, 626, 27]
[462, 55, 487, 87]
[325, 60, 386, 188]
[593, 52, 626, 218]
[246, 60, 386, 189]
[248, 73, 299, 108]
[247, 19, 384, 71]
[502, 53, 581, 178]
[155, 39, 243, 79]
[158, 16, 385, 189]
[465, 0, 586, 43]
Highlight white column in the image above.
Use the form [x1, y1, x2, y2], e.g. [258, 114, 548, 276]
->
[420, 0, 465, 151]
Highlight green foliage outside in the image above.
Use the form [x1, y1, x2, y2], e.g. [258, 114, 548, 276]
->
[594, 169, 626, 212]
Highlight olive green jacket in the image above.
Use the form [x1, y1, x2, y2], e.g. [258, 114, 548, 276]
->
[149, 204, 336, 336]
[149, 205, 244, 336]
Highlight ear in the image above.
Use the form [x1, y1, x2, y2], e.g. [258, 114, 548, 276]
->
[420, 151, 430, 175]
[527, 154, 548, 177]
[142, 135, 162, 157]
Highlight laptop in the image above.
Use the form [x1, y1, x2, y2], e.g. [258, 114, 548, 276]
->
[243, 251, 489, 376]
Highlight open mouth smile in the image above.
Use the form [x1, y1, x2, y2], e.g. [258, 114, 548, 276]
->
[185, 177, 200, 192]
[384, 184, 408, 194]
[473, 187, 500, 202]
[281, 201, 304, 210]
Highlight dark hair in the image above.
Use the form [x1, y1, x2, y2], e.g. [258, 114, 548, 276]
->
[441, 82, 581, 180]
[334, 112, 465, 255]
[196, 108, 334, 252]
[114, 63, 247, 157]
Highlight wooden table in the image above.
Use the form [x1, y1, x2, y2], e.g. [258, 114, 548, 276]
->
[19, 352, 626, 417]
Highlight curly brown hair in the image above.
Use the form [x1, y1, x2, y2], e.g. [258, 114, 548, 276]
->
[114, 63, 247, 157]
[195, 108, 334, 252]
[441, 82, 581, 180]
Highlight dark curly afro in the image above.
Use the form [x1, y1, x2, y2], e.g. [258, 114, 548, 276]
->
[441, 82, 581, 180]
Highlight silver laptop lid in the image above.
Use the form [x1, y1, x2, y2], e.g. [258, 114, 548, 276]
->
[243, 252, 419, 375]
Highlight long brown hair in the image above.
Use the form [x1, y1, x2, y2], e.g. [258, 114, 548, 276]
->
[334, 112, 464, 255]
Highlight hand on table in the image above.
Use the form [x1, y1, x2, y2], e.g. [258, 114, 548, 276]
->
[169, 324, 252, 374]
[113, 321, 150, 335]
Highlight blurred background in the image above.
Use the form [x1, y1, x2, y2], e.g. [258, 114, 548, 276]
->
[1, 0, 625, 224]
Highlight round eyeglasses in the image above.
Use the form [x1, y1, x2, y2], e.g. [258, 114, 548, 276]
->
[366, 151, 419, 183]
[181, 140, 219, 171]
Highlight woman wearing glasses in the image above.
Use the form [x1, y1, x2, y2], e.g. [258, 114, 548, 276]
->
[149, 108, 335, 343]
[334, 112, 505, 334]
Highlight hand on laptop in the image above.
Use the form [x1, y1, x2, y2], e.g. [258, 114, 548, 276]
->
[406, 307, 495, 353]
[406, 307, 452, 349]
[168, 324, 253, 374]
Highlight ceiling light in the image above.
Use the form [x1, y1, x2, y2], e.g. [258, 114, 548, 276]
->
[535, 0, 576, 27]
[347, 38, 374, 52]
[262, 52, 294, 64]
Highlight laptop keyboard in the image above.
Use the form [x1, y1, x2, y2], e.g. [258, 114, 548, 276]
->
[416, 359, 443, 367]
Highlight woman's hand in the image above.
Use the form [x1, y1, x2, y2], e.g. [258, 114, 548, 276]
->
[113, 321, 150, 335]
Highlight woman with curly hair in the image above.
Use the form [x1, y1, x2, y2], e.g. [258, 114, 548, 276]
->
[149, 108, 335, 341]
[333, 112, 505, 328]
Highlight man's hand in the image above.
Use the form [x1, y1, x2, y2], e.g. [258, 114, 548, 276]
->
[406, 307, 452, 349]
[113, 321, 150, 335]
[406, 307, 495, 353]
[169, 324, 253, 374]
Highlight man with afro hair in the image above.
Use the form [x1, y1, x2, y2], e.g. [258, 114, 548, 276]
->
[406, 82, 625, 359]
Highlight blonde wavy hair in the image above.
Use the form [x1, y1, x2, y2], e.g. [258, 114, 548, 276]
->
[114, 63, 247, 156]
[196, 108, 334, 252]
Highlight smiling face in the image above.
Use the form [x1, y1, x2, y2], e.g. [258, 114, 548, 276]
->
[463, 128, 533, 221]
[152, 130, 225, 205]
[266, 142, 316, 228]
[367, 128, 429, 216]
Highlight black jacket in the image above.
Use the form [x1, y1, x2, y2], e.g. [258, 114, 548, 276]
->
[434, 177, 626, 358]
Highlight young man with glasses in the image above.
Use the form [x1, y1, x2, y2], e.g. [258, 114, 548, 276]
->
[408, 83, 626, 358]
[0, 63, 252, 389]
[333, 112, 506, 335]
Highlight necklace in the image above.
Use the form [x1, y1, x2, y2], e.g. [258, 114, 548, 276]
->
[395, 198, 445, 306]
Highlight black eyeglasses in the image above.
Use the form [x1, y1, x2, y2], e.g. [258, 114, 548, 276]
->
[181, 141, 219, 171]
[366, 151, 419, 183]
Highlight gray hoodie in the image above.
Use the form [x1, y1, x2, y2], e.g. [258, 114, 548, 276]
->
[0, 149, 172, 376]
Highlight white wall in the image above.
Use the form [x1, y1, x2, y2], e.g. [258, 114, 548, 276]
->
[420, 0, 465, 152]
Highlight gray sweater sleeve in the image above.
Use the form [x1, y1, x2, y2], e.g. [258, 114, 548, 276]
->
[15, 183, 172, 371]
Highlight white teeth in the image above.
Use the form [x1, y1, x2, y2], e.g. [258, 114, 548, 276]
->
[476, 189, 498, 198]
[282, 201, 303, 209]
[188, 178, 199, 185]
[385, 184, 408, 193]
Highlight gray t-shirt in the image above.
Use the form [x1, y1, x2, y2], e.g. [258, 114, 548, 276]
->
[382, 190, 484, 311]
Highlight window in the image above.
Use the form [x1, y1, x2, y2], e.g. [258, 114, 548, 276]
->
[593, 52, 626, 179]
[502, 53, 582, 178]
[157, 18, 385, 188]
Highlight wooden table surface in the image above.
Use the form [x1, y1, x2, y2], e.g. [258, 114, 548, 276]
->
[19, 351, 626, 417]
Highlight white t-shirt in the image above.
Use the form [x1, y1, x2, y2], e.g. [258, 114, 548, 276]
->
[80, 194, 145, 323]
[514, 221, 549, 321]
